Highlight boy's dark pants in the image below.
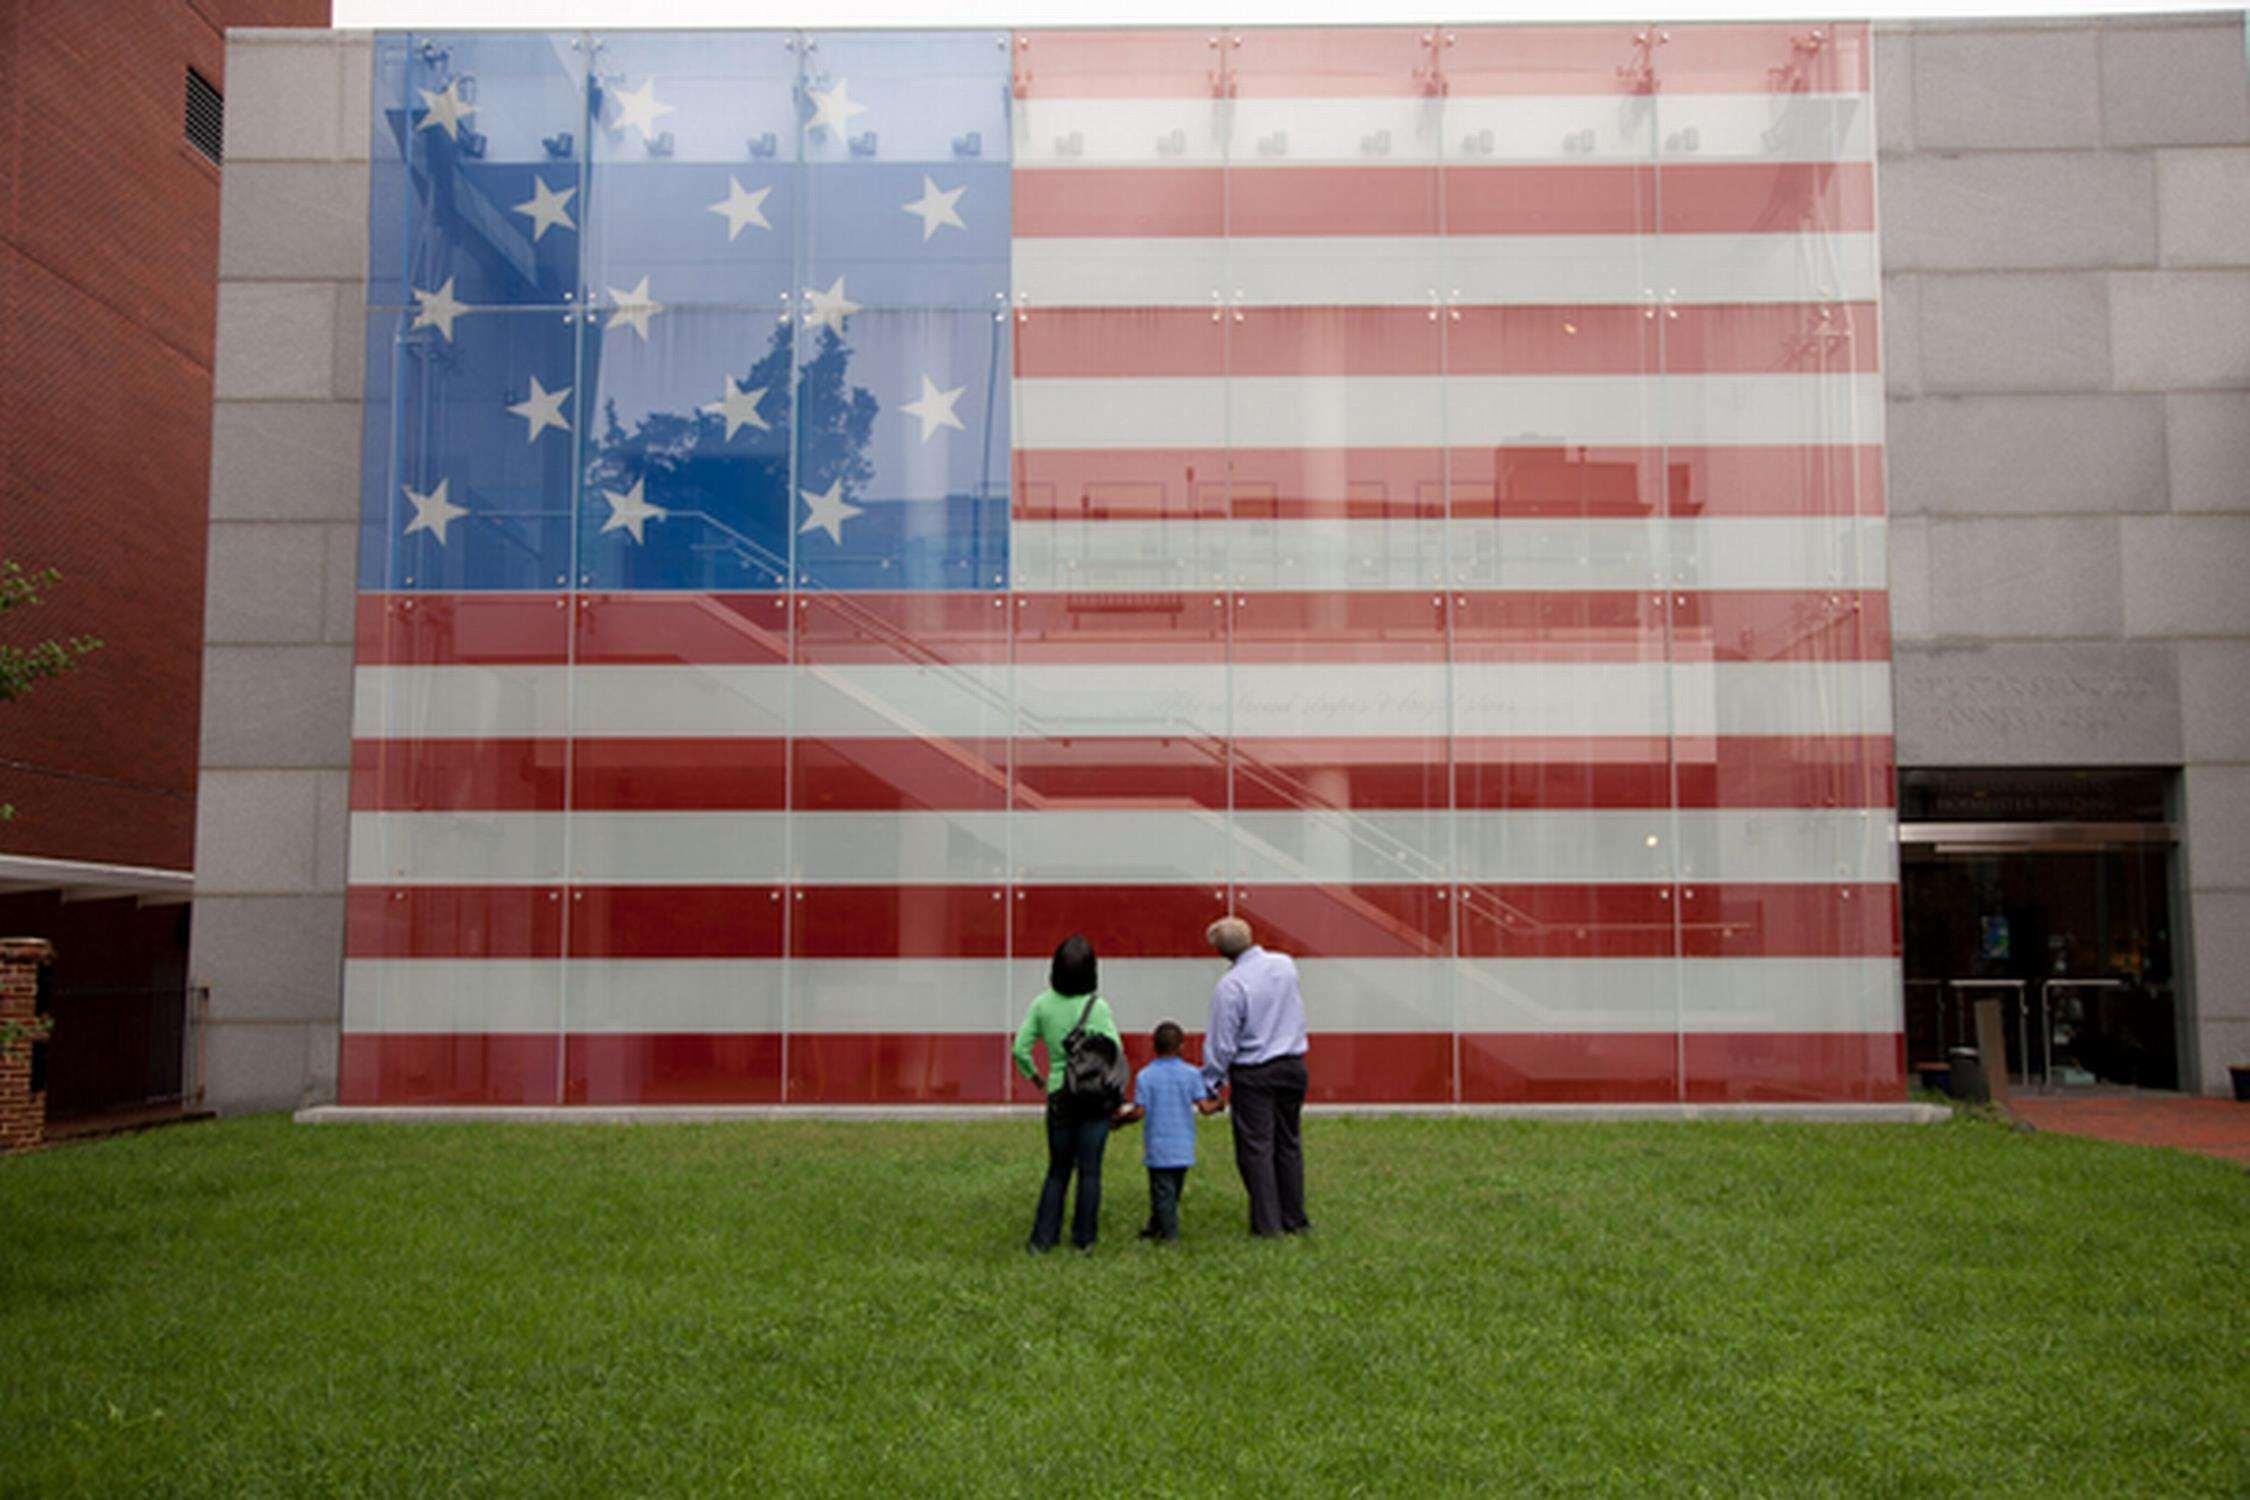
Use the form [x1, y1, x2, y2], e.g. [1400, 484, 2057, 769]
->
[1143, 1166, 1188, 1239]
[1228, 1054, 1310, 1236]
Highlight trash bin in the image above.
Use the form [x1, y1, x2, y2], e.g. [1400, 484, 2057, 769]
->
[1946, 1045, 1987, 1104]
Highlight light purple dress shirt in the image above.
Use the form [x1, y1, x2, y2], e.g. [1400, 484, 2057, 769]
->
[1201, 945, 1310, 1090]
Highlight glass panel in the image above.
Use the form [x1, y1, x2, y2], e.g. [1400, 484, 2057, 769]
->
[575, 307, 794, 592]
[801, 30, 1013, 312]
[1657, 24, 1896, 1103]
[380, 32, 588, 310]
[342, 589, 569, 1106]
[792, 309, 1011, 593]
[792, 592, 1010, 1101]
[1446, 27, 1680, 1103]
[580, 31, 798, 311]
[1219, 30, 1451, 1103]
[564, 592, 789, 1103]
[361, 305, 579, 593]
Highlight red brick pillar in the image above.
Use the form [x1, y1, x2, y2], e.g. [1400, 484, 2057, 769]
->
[1, 938, 54, 1155]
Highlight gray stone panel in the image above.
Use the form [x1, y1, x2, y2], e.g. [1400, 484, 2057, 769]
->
[1926, 517, 2122, 638]
[314, 770, 352, 893]
[2192, 1016, 2250, 1094]
[1880, 153, 2155, 273]
[323, 524, 363, 645]
[2182, 639, 2250, 764]
[213, 282, 337, 401]
[2185, 765, 2250, 889]
[1880, 276, 1920, 397]
[201, 1021, 319, 1114]
[1873, 31, 1913, 153]
[1885, 393, 2166, 517]
[1918, 274, 2112, 394]
[332, 286, 369, 401]
[2157, 149, 2250, 267]
[339, 34, 374, 165]
[2110, 271, 2250, 391]
[2165, 393, 2250, 512]
[1913, 28, 2104, 151]
[204, 525, 328, 644]
[190, 896, 346, 1023]
[218, 163, 371, 281]
[2188, 894, 2250, 1019]
[208, 402, 365, 523]
[1893, 640, 2181, 766]
[221, 34, 348, 163]
[199, 646, 355, 769]
[2100, 22, 2250, 148]
[194, 770, 330, 895]
[1887, 515, 1931, 641]
[2121, 516, 2250, 636]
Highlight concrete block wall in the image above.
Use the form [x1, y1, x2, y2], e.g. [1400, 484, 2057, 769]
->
[1880, 12, 2250, 1093]
[191, 29, 370, 1112]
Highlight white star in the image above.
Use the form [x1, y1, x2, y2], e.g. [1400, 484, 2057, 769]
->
[798, 480, 862, 546]
[609, 77, 674, 140]
[402, 478, 467, 544]
[801, 276, 860, 336]
[807, 79, 867, 137]
[505, 376, 571, 442]
[899, 374, 967, 443]
[901, 175, 967, 242]
[605, 276, 663, 340]
[513, 177, 576, 241]
[600, 478, 667, 545]
[707, 177, 773, 241]
[701, 378, 771, 440]
[410, 278, 468, 340]
[415, 79, 475, 140]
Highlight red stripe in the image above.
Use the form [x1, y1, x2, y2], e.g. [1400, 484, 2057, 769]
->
[1015, 303, 1878, 378]
[346, 881, 1897, 960]
[339, 1028, 1903, 1106]
[1012, 25, 1870, 100]
[347, 733, 1894, 814]
[1014, 445, 1886, 521]
[355, 593, 570, 666]
[1014, 163, 1872, 239]
[578, 593, 791, 665]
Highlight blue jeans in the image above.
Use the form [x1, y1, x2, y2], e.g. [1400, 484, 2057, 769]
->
[1031, 1094, 1110, 1250]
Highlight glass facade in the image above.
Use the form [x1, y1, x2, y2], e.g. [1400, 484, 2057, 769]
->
[344, 24, 1896, 1106]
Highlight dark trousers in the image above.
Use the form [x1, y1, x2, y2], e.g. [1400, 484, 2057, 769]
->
[1229, 1054, 1310, 1236]
[1143, 1166, 1188, 1240]
[1030, 1094, 1110, 1250]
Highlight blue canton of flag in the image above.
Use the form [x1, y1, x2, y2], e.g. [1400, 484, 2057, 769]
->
[363, 29, 1011, 594]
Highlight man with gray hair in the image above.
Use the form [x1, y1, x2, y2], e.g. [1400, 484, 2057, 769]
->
[1200, 915, 1311, 1237]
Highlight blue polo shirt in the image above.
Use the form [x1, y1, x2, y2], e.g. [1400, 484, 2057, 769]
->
[1133, 1055, 1211, 1169]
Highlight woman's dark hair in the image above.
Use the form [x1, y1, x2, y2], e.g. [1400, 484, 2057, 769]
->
[1049, 933, 1098, 998]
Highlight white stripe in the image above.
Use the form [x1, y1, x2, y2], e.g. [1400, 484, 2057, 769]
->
[354, 661, 1891, 741]
[347, 810, 1897, 886]
[1011, 517, 1889, 592]
[1014, 375, 1887, 449]
[1010, 93, 1870, 168]
[1013, 234, 1879, 306]
[342, 955, 1900, 1035]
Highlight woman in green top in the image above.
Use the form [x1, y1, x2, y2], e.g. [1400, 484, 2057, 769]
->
[1014, 933, 1123, 1253]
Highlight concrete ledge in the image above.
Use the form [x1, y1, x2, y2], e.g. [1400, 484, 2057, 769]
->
[297, 1103, 1950, 1126]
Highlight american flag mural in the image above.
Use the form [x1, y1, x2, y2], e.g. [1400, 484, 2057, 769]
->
[346, 25, 1896, 1106]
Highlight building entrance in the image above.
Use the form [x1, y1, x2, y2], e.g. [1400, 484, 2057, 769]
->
[1899, 770, 2181, 1092]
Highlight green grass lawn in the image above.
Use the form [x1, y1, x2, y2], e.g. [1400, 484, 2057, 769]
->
[2, 1113, 2245, 1497]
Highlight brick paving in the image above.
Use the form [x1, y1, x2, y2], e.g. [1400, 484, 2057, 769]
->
[2010, 1092, 2250, 1166]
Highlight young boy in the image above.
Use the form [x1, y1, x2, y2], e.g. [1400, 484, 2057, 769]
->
[1112, 1021, 1223, 1241]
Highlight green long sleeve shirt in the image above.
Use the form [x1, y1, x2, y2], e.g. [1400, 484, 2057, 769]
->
[1013, 989, 1121, 1093]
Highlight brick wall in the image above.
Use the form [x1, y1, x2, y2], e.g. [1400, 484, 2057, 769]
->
[0, 1, 327, 873]
[0, 938, 55, 1154]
